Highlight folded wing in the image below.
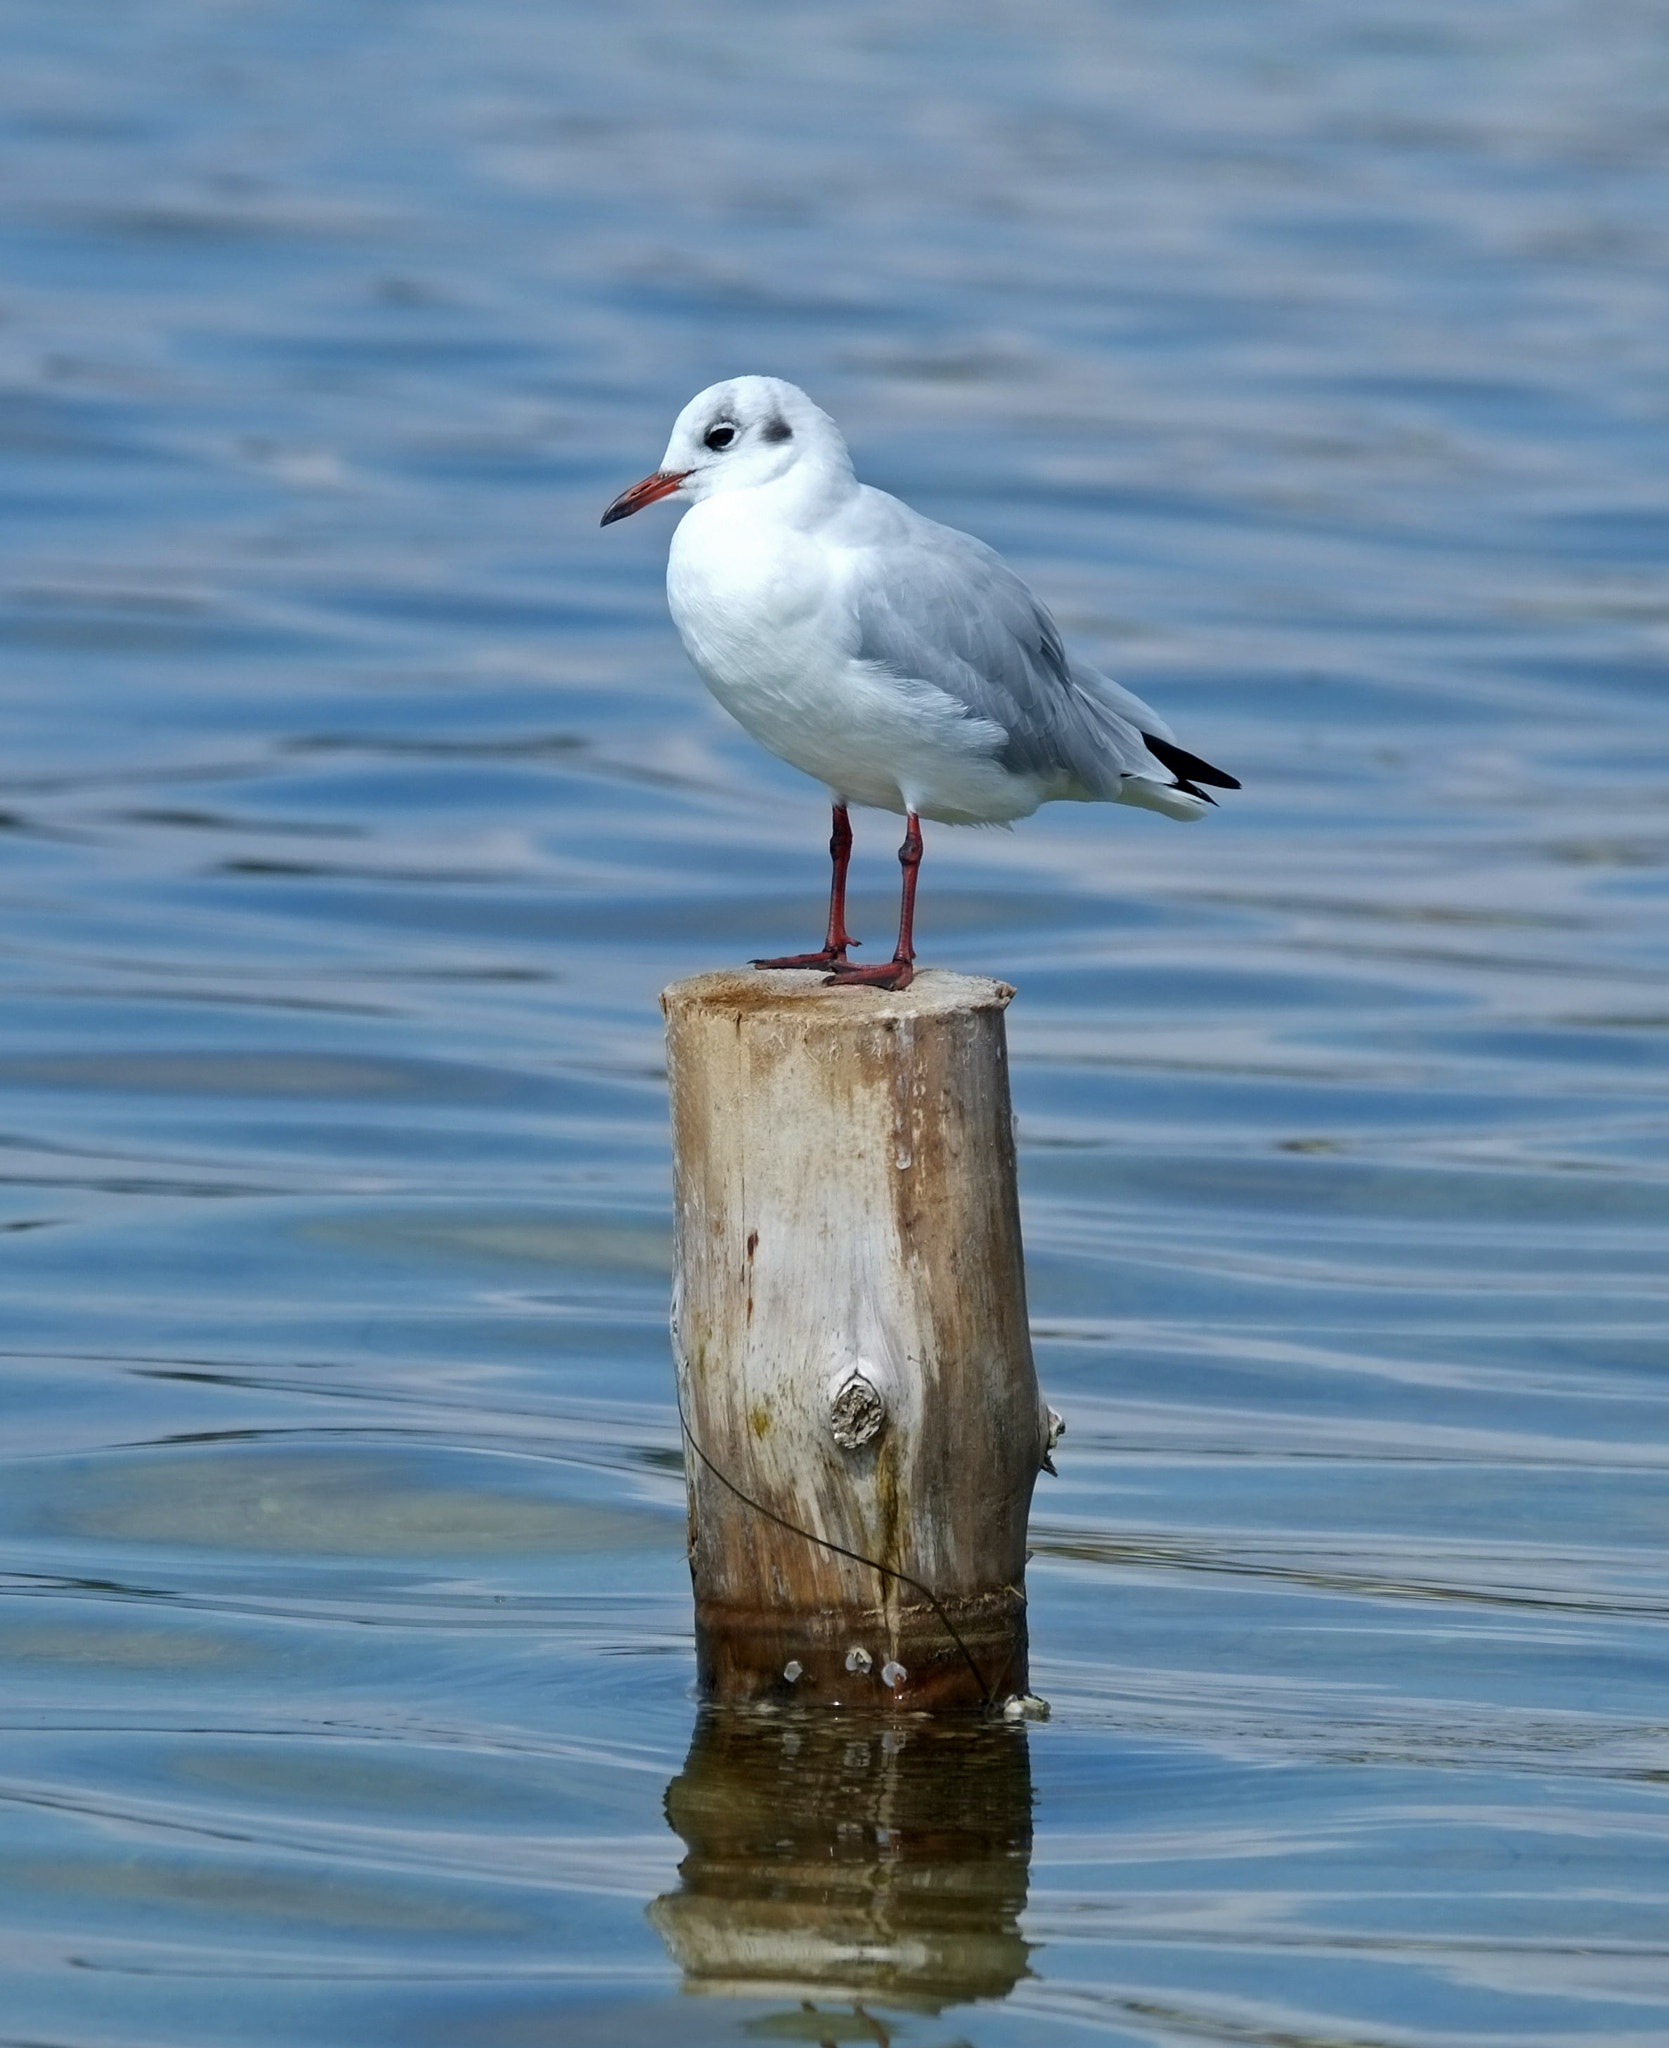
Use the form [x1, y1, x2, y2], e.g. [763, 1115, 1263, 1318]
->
[844, 507, 1238, 815]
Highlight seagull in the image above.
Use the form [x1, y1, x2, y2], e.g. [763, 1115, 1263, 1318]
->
[602, 376, 1238, 991]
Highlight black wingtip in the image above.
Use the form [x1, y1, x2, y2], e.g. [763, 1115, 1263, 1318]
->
[1141, 733, 1240, 791]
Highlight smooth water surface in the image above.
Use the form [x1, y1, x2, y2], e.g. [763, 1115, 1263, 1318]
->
[2, 3, 1668, 2042]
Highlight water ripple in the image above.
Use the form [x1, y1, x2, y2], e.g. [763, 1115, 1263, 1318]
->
[2, 2, 1667, 2044]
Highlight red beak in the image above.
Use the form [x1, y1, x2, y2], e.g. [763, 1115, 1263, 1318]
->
[600, 469, 691, 526]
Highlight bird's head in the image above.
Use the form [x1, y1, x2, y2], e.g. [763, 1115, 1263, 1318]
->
[600, 376, 847, 525]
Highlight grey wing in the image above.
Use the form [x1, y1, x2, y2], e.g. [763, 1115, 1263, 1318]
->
[844, 511, 1175, 799]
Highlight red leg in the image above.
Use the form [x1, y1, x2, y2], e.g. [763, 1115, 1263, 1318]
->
[753, 803, 861, 970]
[826, 812, 920, 991]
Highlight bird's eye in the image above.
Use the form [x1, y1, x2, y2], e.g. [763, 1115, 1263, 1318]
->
[704, 422, 737, 451]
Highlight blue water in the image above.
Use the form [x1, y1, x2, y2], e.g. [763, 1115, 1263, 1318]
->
[3, 3, 1668, 2042]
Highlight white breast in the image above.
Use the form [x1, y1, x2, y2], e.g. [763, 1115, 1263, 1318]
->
[666, 495, 1044, 824]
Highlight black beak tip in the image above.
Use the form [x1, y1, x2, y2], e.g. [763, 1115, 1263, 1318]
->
[599, 502, 628, 528]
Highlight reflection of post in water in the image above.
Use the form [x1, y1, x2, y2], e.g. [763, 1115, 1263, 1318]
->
[650, 1711, 1034, 2016]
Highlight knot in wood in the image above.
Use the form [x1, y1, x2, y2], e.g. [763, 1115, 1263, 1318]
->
[828, 1369, 887, 1451]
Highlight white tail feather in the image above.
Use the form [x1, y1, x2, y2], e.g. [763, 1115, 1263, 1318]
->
[1116, 775, 1210, 822]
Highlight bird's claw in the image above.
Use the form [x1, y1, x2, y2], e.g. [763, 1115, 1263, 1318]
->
[822, 960, 914, 991]
[751, 946, 857, 970]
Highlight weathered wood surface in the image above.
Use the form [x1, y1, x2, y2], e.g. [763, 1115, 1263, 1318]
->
[662, 967, 1051, 1710]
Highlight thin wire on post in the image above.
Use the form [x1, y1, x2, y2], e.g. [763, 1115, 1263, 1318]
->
[674, 1381, 1003, 1711]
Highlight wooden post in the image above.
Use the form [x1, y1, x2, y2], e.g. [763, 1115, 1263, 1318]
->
[661, 967, 1052, 1712]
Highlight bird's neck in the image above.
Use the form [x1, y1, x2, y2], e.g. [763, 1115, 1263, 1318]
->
[724, 450, 857, 536]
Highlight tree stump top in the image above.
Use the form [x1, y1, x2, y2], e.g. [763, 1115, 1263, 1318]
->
[662, 965, 1015, 1024]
